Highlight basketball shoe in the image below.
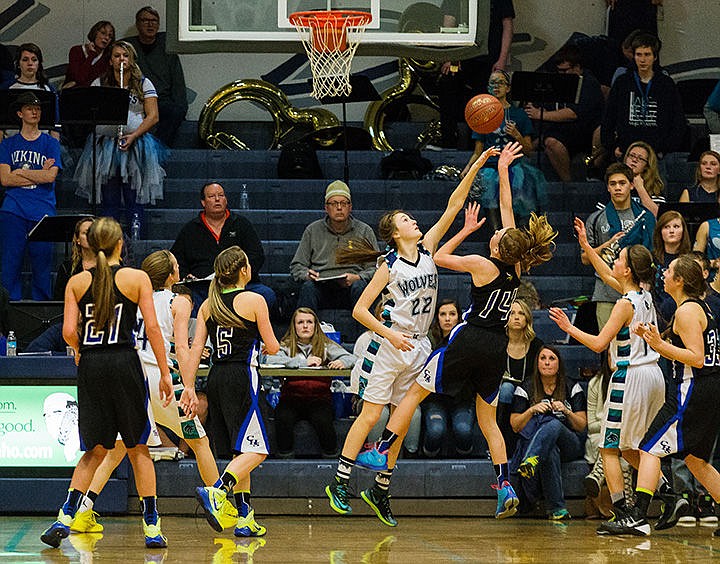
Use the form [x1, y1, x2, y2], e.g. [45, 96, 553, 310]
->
[195, 486, 228, 532]
[70, 507, 103, 533]
[143, 517, 168, 548]
[518, 455, 539, 479]
[655, 491, 690, 530]
[234, 509, 267, 537]
[218, 499, 239, 530]
[40, 510, 74, 548]
[355, 443, 389, 471]
[597, 504, 650, 536]
[326, 478, 353, 515]
[361, 488, 397, 527]
[493, 481, 519, 519]
[597, 504, 630, 534]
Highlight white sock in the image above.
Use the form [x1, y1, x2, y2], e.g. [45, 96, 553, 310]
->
[78, 495, 94, 513]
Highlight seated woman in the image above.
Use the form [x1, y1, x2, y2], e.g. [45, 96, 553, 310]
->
[510, 345, 587, 520]
[679, 150, 720, 204]
[422, 299, 478, 458]
[461, 70, 546, 230]
[498, 299, 543, 457]
[622, 141, 665, 216]
[265, 307, 356, 458]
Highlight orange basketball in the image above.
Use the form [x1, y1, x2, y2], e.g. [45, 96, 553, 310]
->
[464, 94, 504, 134]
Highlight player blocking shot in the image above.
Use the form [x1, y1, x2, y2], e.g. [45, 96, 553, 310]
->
[354, 143, 557, 520]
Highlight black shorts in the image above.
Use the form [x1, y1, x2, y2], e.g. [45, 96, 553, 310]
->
[77, 348, 152, 450]
[206, 362, 255, 458]
[434, 324, 509, 404]
[641, 375, 720, 462]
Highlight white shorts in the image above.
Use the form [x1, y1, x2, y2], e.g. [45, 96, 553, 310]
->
[144, 363, 207, 440]
[600, 362, 664, 451]
[350, 333, 431, 406]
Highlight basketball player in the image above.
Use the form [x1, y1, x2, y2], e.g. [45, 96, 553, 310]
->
[70, 250, 237, 534]
[40, 217, 173, 549]
[601, 255, 720, 536]
[549, 220, 665, 533]
[355, 142, 556, 520]
[191, 246, 280, 537]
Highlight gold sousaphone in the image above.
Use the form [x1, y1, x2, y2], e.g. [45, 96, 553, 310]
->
[198, 78, 341, 150]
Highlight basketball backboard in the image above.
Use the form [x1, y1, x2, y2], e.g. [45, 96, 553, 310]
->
[170, 0, 488, 59]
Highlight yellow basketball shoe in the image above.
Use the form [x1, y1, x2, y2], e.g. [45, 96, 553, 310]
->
[218, 498, 239, 530]
[70, 507, 103, 533]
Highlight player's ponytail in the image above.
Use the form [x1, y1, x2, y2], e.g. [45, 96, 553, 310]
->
[499, 213, 557, 272]
[86, 217, 123, 330]
[337, 210, 402, 265]
[207, 246, 248, 328]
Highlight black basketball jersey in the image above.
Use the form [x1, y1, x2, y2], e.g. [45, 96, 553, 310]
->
[464, 257, 519, 330]
[205, 289, 260, 364]
[78, 265, 139, 352]
[670, 298, 720, 381]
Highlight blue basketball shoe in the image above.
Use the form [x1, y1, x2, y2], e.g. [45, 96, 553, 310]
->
[493, 480, 519, 519]
[355, 443, 388, 471]
[40, 510, 74, 548]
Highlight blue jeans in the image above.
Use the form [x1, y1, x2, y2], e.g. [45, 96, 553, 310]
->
[422, 395, 475, 457]
[0, 211, 52, 300]
[101, 176, 144, 234]
[523, 418, 584, 513]
[297, 278, 367, 312]
[498, 381, 517, 405]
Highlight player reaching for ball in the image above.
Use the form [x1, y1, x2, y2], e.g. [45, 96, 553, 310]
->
[354, 142, 556, 521]
[461, 71, 547, 230]
[324, 144, 501, 527]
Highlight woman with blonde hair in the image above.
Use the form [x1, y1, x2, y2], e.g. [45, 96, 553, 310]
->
[355, 142, 556, 522]
[74, 40, 165, 232]
[622, 141, 664, 216]
[680, 150, 720, 203]
[190, 246, 280, 538]
[265, 307, 356, 457]
[41, 217, 172, 549]
[53, 217, 95, 300]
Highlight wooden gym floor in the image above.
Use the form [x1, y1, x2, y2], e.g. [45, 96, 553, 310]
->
[2, 515, 719, 563]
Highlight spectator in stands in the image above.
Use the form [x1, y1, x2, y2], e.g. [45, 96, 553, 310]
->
[704, 80, 720, 134]
[652, 211, 691, 331]
[498, 299, 543, 457]
[510, 345, 587, 520]
[679, 150, 720, 203]
[3, 43, 59, 141]
[462, 70, 546, 229]
[601, 33, 685, 160]
[584, 163, 655, 330]
[73, 40, 165, 232]
[623, 141, 664, 216]
[290, 180, 377, 313]
[63, 21, 115, 89]
[692, 214, 720, 275]
[524, 45, 604, 182]
[170, 182, 275, 308]
[265, 307, 356, 458]
[125, 6, 188, 147]
[583, 352, 614, 518]
[422, 299, 477, 458]
[606, 1, 660, 70]
[434, 0, 515, 149]
[25, 217, 96, 353]
[0, 91, 61, 300]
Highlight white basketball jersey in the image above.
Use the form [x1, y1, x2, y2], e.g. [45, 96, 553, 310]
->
[611, 289, 659, 367]
[136, 289, 174, 367]
[379, 244, 438, 335]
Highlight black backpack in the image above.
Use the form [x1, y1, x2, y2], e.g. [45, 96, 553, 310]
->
[380, 149, 432, 180]
[277, 140, 323, 179]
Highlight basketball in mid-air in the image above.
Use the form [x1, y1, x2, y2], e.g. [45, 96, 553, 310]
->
[464, 94, 504, 134]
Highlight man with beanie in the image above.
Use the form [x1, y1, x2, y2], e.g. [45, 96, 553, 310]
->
[290, 180, 378, 312]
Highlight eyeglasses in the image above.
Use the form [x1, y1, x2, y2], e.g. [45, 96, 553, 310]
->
[138, 18, 159, 24]
[556, 65, 573, 73]
[627, 152, 648, 164]
[488, 80, 508, 86]
[326, 200, 350, 208]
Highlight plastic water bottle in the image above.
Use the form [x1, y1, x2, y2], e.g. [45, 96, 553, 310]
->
[6, 331, 17, 356]
[240, 183, 250, 210]
[130, 213, 141, 241]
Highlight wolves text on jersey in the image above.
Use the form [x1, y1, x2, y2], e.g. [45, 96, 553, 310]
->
[396, 272, 438, 298]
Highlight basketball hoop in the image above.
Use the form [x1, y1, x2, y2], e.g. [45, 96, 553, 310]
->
[289, 10, 371, 100]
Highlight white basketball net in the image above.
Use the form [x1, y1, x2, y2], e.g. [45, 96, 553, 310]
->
[290, 12, 370, 100]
